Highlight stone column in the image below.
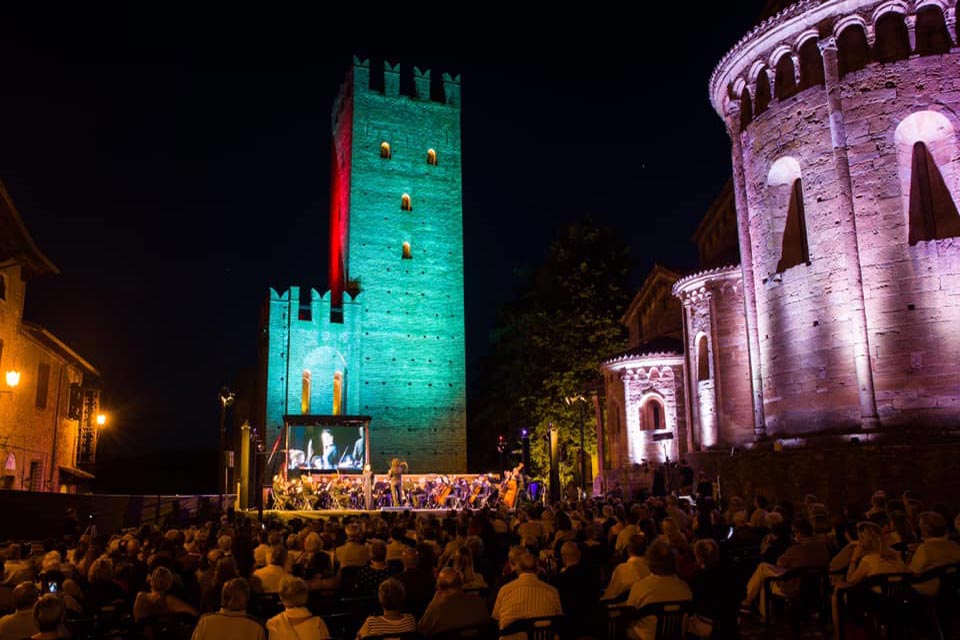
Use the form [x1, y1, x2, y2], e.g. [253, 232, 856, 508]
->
[905, 14, 917, 53]
[680, 297, 697, 451]
[723, 102, 766, 438]
[818, 36, 880, 429]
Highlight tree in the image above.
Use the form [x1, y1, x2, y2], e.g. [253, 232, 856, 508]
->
[469, 218, 632, 485]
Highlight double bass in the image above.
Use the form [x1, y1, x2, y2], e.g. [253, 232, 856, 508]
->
[501, 463, 523, 509]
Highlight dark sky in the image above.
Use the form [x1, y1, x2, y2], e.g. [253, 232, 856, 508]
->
[0, 6, 765, 488]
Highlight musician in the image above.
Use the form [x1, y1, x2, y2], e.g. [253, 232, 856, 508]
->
[310, 429, 339, 470]
[388, 458, 407, 507]
[363, 463, 374, 510]
[271, 474, 287, 509]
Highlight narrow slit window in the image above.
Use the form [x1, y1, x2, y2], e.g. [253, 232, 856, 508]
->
[776, 178, 811, 272]
[908, 141, 960, 244]
[427, 149, 437, 165]
[380, 142, 391, 159]
[402, 242, 412, 260]
[301, 370, 311, 414]
[697, 336, 710, 381]
[332, 371, 343, 415]
[401, 194, 412, 211]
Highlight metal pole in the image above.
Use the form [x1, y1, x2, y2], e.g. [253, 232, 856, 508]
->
[579, 403, 586, 497]
[218, 400, 226, 510]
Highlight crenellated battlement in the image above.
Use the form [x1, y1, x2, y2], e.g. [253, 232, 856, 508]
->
[346, 56, 460, 107]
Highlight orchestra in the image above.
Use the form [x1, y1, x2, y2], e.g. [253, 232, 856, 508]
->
[268, 468, 522, 511]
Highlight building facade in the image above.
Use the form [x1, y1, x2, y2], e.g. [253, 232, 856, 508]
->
[259, 59, 467, 473]
[602, 0, 960, 479]
[0, 185, 102, 492]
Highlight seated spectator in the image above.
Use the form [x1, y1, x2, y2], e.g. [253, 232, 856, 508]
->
[2, 544, 34, 586]
[0, 581, 39, 640]
[492, 551, 562, 635]
[397, 546, 434, 617]
[626, 539, 693, 640]
[133, 566, 198, 622]
[910, 512, 960, 596]
[418, 568, 489, 638]
[741, 518, 831, 617]
[85, 557, 126, 611]
[758, 514, 790, 564]
[266, 577, 330, 640]
[659, 517, 696, 580]
[191, 577, 265, 640]
[603, 534, 649, 601]
[253, 545, 293, 594]
[30, 593, 69, 640]
[335, 524, 369, 569]
[689, 539, 739, 640]
[452, 546, 487, 590]
[353, 541, 392, 594]
[553, 541, 599, 638]
[200, 556, 238, 613]
[386, 526, 413, 562]
[356, 578, 416, 639]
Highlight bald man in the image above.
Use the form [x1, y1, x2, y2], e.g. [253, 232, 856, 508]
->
[492, 552, 562, 637]
[0, 582, 39, 640]
[417, 568, 490, 637]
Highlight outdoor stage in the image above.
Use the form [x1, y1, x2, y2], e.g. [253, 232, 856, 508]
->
[253, 507, 466, 522]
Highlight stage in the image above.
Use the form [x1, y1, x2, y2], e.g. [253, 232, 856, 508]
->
[251, 507, 466, 522]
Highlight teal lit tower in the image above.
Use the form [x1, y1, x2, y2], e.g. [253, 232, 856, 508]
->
[259, 57, 466, 473]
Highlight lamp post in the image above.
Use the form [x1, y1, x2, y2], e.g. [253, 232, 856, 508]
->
[565, 395, 587, 498]
[217, 387, 235, 510]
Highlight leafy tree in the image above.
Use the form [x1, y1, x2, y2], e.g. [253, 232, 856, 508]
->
[469, 217, 632, 487]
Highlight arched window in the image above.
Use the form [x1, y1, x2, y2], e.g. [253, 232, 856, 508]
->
[755, 68, 772, 115]
[402, 242, 412, 260]
[797, 38, 825, 90]
[641, 396, 666, 431]
[301, 370, 311, 414]
[915, 5, 953, 56]
[0, 274, 6, 301]
[739, 87, 753, 130]
[697, 335, 710, 381]
[838, 24, 871, 77]
[908, 142, 960, 243]
[380, 142, 391, 159]
[767, 157, 810, 273]
[774, 54, 798, 100]
[332, 371, 343, 416]
[895, 111, 960, 245]
[401, 193, 412, 211]
[427, 149, 437, 166]
[875, 12, 911, 63]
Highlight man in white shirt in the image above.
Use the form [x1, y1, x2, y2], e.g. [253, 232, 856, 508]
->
[626, 540, 692, 640]
[0, 581, 39, 640]
[603, 535, 650, 601]
[253, 546, 292, 594]
[492, 552, 562, 639]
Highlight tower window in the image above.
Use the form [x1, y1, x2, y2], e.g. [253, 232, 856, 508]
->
[332, 371, 343, 415]
[402, 242, 412, 260]
[380, 142, 391, 159]
[301, 370, 311, 414]
[0, 274, 6, 301]
[36, 362, 51, 410]
[401, 194, 412, 211]
[641, 396, 666, 431]
[427, 149, 437, 166]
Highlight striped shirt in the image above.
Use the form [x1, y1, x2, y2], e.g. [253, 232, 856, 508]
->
[357, 613, 416, 639]
[492, 572, 562, 632]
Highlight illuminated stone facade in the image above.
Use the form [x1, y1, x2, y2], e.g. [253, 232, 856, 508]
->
[602, 0, 960, 478]
[260, 59, 466, 473]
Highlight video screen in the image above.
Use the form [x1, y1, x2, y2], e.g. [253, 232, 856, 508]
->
[286, 424, 366, 472]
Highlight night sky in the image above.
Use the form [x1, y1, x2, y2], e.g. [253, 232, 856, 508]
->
[0, 6, 766, 491]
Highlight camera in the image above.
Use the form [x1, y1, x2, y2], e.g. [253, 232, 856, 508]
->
[46, 581, 59, 594]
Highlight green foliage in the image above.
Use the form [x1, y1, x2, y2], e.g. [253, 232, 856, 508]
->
[470, 218, 632, 483]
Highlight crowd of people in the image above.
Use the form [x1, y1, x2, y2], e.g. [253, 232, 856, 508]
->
[0, 483, 958, 639]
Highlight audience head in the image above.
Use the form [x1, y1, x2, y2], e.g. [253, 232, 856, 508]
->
[436, 567, 463, 594]
[148, 566, 174, 594]
[401, 546, 418, 570]
[269, 545, 287, 567]
[856, 521, 885, 554]
[378, 578, 406, 612]
[33, 594, 65, 632]
[693, 539, 720, 568]
[278, 577, 309, 609]
[919, 512, 948, 540]
[560, 541, 580, 566]
[370, 540, 387, 563]
[222, 577, 251, 612]
[516, 552, 538, 574]
[791, 517, 814, 540]
[12, 581, 39, 612]
[646, 540, 677, 576]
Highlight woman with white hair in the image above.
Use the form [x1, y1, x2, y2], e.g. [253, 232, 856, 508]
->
[266, 577, 330, 640]
[133, 566, 197, 622]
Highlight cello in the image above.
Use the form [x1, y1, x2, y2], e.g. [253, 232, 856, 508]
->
[501, 463, 523, 509]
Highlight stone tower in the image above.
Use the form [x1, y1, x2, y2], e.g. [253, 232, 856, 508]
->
[260, 58, 466, 473]
[709, 0, 960, 437]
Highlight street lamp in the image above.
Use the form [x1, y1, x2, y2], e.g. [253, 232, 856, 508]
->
[5, 370, 20, 388]
[217, 387, 235, 508]
[565, 395, 587, 498]
[96, 413, 107, 426]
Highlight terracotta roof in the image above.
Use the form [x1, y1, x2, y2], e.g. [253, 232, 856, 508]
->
[0, 181, 58, 279]
[602, 337, 684, 364]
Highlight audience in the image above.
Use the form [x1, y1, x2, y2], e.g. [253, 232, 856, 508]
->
[1, 477, 957, 640]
